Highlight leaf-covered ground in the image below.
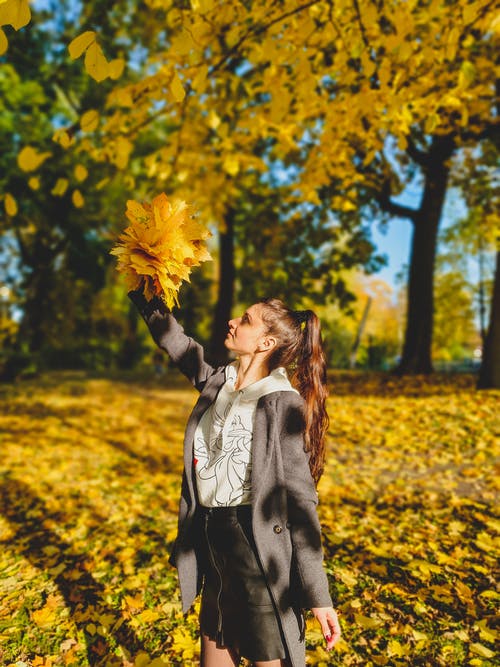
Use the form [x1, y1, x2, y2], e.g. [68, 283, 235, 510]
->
[0, 370, 498, 667]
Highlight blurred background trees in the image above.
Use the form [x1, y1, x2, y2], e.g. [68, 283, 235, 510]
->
[0, 0, 498, 386]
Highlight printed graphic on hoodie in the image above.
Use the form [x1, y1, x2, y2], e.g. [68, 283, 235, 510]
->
[195, 410, 252, 506]
[193, 362, 298, 507]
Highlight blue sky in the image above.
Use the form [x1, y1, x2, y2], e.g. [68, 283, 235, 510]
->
[371, 221, 412, 288]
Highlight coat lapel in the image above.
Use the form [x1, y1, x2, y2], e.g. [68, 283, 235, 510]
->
[251, 395, 278, 508]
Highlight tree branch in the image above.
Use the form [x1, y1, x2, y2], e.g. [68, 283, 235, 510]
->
[352, 0, 369, 48]
[406, 136, 431, 167]
[459, 118, 499, 143]
[13, 225, 31, 265]
[210, 0, 322, 76]
[108, 1, 324, 140]
[377, 180, 418, 223]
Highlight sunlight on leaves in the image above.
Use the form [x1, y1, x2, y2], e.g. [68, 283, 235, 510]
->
[0, 0, 31, 30]
[17, 145, 52, 172]
[0, 27, 7, 55]
[110, 193, 212, 309]
[68, 31, 96, 60]
[4, 192, 17, 216]
[0, 371, 497, 665]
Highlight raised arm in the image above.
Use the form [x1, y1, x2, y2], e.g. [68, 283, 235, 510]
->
[128, 289, 218, 392]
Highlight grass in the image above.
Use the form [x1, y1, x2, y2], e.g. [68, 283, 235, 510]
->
[0, 369, 498, 666]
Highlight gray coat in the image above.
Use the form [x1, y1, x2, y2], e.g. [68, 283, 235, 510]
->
[130, 292, 333, 667]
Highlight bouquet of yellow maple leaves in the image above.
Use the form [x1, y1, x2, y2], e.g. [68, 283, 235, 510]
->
[110, 193, 211, 309]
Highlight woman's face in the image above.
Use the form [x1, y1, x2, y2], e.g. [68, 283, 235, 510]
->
[224, 304, 269, 356]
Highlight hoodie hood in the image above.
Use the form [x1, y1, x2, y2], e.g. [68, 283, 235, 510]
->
[224, 361, 298, 402]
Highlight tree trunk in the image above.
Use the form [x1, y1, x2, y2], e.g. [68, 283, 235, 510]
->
[477, 250, 500, 389]
[397, 136, 455, 374]
[349, 296, 371, 368]
[118, 301, 140, 369]
[210, 208, 235, 365]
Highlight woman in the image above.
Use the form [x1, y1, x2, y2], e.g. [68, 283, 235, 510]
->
[129, 289, 341, 667]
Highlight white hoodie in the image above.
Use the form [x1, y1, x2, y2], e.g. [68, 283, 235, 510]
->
[193, 361, 298, 507]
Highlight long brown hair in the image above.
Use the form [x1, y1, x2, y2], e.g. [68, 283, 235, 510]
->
[259, 298, 329, 485]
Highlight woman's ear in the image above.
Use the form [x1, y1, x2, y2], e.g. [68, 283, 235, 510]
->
[257, 335, 277, 353]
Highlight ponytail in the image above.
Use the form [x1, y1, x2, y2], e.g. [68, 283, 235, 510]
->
[259, 299, 329, 485]
[293, 310, 329, 484]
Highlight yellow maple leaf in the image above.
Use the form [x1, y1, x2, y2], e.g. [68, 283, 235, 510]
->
[111, 193, 211, 309]
[170, 626, 197, 660]
[32, 603, 58, 628]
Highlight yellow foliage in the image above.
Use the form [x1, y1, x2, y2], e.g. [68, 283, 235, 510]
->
[52, 129, 74, 149]
[474, 619, 497, 644]
[170, 626, 198, 660]
[222, 155, 239, 176]
[9, 0, 497, 227]
[68, 31, 114, 82]
[134, 609, 161, 625]
[387, 639, 409, 657]
[110, 193, 211, 309]
[0, 372, 498, 664]
[71, 189, 84, 208]
[123, 593, 145, 611]
[74, 164, 88, 182]
[108, 58, 125, 80]
[470, 642, 495, 658]
[0, 0, 30, 30]
[80, 109, 99, 132]
[31, 595, 63, 628]
[170, 70, 186, 102]
[112, 135, 133, 169]
[4, 192, 17, 216]
[51, 178, 69, 197]
[353, 613, 382, 629]
[68, 31, 96, 59]
[17, 145, 52, 172]
[84, 40, 110, 82]
[0, 26, 7, 55]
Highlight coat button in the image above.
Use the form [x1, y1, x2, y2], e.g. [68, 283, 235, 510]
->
[273, 524, 282, 534]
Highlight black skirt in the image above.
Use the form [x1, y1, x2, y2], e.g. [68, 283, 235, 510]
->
[199, 505, 287, 662]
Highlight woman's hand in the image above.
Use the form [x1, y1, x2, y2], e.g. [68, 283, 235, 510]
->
[311, 606, 341, 651]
